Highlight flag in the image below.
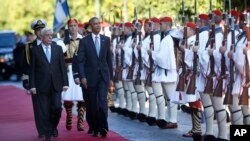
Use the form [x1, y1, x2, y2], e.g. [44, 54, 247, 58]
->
[53, 0, 70, 32]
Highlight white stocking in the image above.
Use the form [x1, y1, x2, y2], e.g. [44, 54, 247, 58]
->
[162, 82, 178, 123]
[152, 82, 165, 120]
[146, 86, 156, 117]
[135, 84, 146, 115]
[229, 95, 243, 125]
[200, 93, 214, 135]
[212, 96, 228, 140]
[128, 81, 138, 113]
[123, 81, 132, 111]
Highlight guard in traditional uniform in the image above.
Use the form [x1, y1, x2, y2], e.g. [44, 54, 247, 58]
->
[223, 10, 244, 126]
[180, 22, 203, 140]
[21, 18, 47, 138]
[159, 16, 179, 129]
[136, 18, 152, 122]
[194, 14, 213, 141]
[147, 16, 178, 129]
[112, 22, 126, 114]
[108, 22, 121, 112]
[133, 19, 148, 122]
[126, 19, 143, 120]
[140, 18, 160, 126]
[207, 10, 229, 141]
[121, 22, 134, 116]
[238, 11, 250, 125]
[62, 18, 85, 131]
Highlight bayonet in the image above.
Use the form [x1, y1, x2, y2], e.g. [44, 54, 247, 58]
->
[194, 0, 198, 24]
[181, 0, 186, 25]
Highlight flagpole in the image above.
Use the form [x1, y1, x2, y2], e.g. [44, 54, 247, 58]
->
[65, 0, 71, 18]
[95, 0, 100, 17]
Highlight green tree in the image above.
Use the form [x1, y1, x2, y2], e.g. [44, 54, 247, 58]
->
[0, 0, 246, 34]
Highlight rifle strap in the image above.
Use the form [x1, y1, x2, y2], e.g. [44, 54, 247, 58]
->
[215, 27, 223, 34]
[236, 31, 247, 46]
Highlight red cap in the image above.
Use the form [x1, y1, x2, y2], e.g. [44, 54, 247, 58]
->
[132, 19, 143, 25]
[231, 10, 239, 18]
[212, 10, 222, 16]
[67, 18, 78, 25]
[150, 17, 160, 23]
[144, 18, 149, 24]
[247, 7, 250, 13]
[124, 22, 133, 28]
[186, 22, 196, 29]
[78, 23, 84, 28]
[160, 16, 172, 22]
[240, 13, 245, 21]
[199, 14, 209, 21]
[113, 22, 120, 27]
[138, 19, 143, 25]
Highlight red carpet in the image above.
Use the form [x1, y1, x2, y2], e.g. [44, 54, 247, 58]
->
[0, 85, 128, 141]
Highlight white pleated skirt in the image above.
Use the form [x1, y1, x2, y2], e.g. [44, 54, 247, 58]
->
[62, 65, 83, 101]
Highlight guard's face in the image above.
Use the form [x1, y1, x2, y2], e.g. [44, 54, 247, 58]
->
[124, 27, 131, 35]
[187, 27, 195, 37]
[160, 22, 167, 31]
[90, 19, 101, 34]
[68, 22, 78, 35]
[42, 30, 53, 45]
[144, 23, 149, 33]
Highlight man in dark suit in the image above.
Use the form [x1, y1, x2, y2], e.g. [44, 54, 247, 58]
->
[77, 17, 113, 138]
[21, 19, 47, 138]
[30, 27, 68, 141]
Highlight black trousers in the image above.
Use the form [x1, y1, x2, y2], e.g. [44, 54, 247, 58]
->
[31, 94, 44, 135]
[36, 90, 62, 137]
[84, 77, 109, 133]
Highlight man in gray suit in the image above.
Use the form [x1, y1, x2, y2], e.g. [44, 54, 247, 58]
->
[30, 28, 68, 141]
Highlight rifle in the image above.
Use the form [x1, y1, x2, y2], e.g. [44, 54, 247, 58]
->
[222, 0, 227, 22]
[187, 26, 199, 95]
[214, 24, 228, 97]
[204, 17, 216, 94]
[101, 14, 105, 36]
[114, 35, 121, 82]
[176, 0, 187, 92]
[239, 13, 250, 106]
[176, 26, 187, 92]
[134, 31, 142, 85]
[114, 11, 125, 82]
[194, 0, 198, 24]
[145, 8, 154, 87]
[224, 16, 234, 104]
[208, 0, 213, 20]
[127, 8, 138, 80]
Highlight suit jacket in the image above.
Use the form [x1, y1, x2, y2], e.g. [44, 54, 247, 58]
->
[30, 43, 68, 93]
[77, 34, 113, 87]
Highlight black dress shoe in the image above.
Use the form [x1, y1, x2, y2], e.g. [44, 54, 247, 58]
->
[88, 128, 93, 134]
[38, 134, 45, 138]
[99, 128, 108, 138]
[51, 128, 58, 137]
[92, 131, 99, 137]
[45, 136, 51, 141]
